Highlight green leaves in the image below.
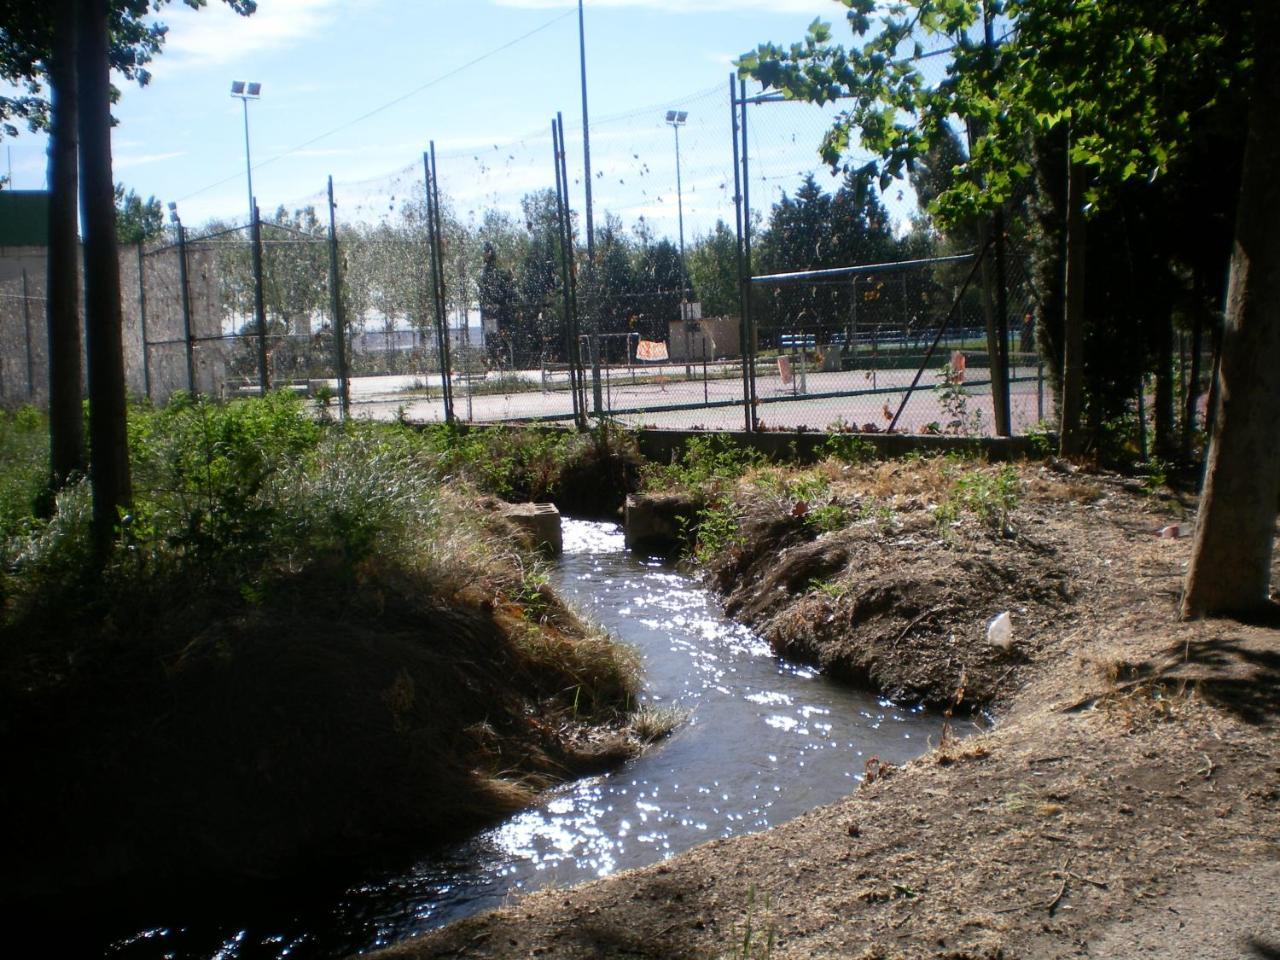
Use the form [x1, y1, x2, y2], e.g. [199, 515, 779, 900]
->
[738, 0, 1251, 228]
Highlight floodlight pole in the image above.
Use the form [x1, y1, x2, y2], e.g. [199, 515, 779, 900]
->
[231, 82, 261, 231]
[667, 112, 688, 282]
[578, 0, 595, 260]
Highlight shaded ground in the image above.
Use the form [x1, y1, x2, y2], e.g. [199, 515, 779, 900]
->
[371, 460, 1280, 960]
[0, 501, 657, 907]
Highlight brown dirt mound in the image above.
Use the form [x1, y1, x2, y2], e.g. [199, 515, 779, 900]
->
[707, 462, 1074, 708]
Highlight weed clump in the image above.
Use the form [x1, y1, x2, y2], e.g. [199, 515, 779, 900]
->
[420, 421, 642, 516]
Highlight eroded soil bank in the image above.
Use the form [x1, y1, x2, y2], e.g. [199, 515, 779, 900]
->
[373, 459, 1280, 959]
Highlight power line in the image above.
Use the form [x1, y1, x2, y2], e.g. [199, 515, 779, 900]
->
[176, 8, 577, 205]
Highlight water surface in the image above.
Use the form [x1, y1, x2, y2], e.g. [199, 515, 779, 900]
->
[105, 519, 949, 959]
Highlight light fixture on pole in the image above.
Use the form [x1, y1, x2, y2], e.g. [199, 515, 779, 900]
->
[230, 80, 262, 223]
[665, 110, 689, 275]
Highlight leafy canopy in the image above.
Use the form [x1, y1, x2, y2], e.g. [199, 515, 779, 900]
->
[737, 0, 1251, 225]
[0, 0, 257, 138]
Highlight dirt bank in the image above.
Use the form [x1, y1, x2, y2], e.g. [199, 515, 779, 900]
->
[372, 460, 1280, 959]
[0, 503, 656, 905]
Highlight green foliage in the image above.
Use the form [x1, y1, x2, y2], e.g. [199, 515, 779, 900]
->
[1140, 456, 1171, 496]
[1025, 421, 1056, 458]
[738, 0, 1252, 224]
[0, 406, 49, 540]
[934, 464, 1021, 536]
[642, 434, 764, 491]
[722, 886, 777, 960]
[692, 499, 744, 564]
[820, 430, 876, 464]
[934, 361, 983, 436]
[114, 183, 164, 245]
[0, 393, 453, 622]
[126, 391, 323, 577]
[808, 577, 850, 600]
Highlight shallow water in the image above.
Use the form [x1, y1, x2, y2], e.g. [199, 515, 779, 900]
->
[103, 519, 950, 959]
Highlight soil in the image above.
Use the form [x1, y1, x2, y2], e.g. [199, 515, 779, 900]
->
[370, 459, 1280, 960]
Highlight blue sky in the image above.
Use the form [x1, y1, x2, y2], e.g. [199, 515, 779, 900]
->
[3, 0, 899, 237]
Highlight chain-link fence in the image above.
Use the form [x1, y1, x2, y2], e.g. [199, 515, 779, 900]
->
[2, 54, 1051, 436]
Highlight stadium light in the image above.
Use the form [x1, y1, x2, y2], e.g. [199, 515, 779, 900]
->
[230, 80, 262, 225]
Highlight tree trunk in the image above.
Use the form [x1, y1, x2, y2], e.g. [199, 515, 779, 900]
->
[1059, 157, 1087, 457]
[1182, 15, 1280, 618]
[1030, 130, 1068, 413]
[46, 0, 85, 489]
[76, 0, 132, 548]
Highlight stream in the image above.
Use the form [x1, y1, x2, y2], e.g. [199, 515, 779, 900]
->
[103, 519, 950, 959]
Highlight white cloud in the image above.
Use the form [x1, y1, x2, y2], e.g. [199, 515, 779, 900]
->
[151, 0, 350, 71]
[115, 150, 187, 170]
[495, 0, 838, 14]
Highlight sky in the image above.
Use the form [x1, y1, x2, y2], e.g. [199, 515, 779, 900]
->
[2, 0, 916, 239]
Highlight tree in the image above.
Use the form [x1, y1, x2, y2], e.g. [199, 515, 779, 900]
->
[1, 0, 256, 536]
[739, 0, 1253, 452]
[687, 220, 738, 319]
[45, 0, 83, 489]
[114, 183, 163, 244]
[1182, 2, 1280, 617]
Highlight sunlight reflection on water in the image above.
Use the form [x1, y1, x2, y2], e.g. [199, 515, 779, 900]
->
[105, 519, 952, 960]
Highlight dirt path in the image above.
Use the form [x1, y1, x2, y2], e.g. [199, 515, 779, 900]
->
[371, 464, 1280, 959]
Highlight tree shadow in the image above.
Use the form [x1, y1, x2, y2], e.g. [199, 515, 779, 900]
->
[1157, 634, 1280, 725]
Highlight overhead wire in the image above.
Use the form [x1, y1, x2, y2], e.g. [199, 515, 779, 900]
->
[175, 8, 577, 205]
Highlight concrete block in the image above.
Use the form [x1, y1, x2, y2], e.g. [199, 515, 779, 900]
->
[500, 502, 562, 555]
[624, 492, 703, 555]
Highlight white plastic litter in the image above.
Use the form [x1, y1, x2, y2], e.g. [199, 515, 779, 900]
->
[987, 611, 1014, 652]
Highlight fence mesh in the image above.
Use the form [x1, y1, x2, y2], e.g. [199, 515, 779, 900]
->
[2, 48, 1051, 437]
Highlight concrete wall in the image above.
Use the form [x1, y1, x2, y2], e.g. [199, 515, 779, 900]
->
[667, 316, 741, 362]
[0, 241, 226, 407]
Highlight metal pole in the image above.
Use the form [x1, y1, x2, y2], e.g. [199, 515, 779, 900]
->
[703, 334, 709, 405]
[888, 243, 990, 433]
[241, 96, 255, 238]
[21, 268, 34, 398]
[136, 243, 151, 399]
[731, 75, 751, 432]
[740, 78, 758, 429]
[424, 146, 453, 424]
[326, 175, 351, 419]
[431, 144, 455, 420]
[674, 121, 686, 276]
[251, 203, 270, 394]
[993, 206, 1012, 435]
[551, 118, 581, 427]
[558, 112, 600, 418]
[578, 0, 595, 261]
[176, 221, 196, 393]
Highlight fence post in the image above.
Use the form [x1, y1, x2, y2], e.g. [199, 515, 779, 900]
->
[555, 114, 589, 424]
[731, 75, 753, 432]
[21, 268, 34, 399]
[136, 243, 151, 400]
[551, 119, 580, 427]
[423, 145, 454, 424]
[992, 207, 1012, 435]
[251, 203, 270, 395]
[176, 222, 196, 394]
[326, 176, 351, 420]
